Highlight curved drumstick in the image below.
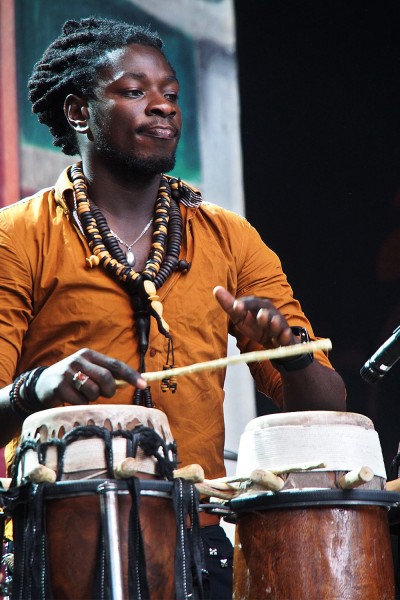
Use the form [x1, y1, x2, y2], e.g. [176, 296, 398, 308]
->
[115, 338, 332, 388]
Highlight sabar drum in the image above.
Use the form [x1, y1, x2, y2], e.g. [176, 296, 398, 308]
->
[231, 411, 400, 600]
[4, 405, 205, 600]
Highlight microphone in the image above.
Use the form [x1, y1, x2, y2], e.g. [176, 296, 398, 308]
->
[360, 325, 400, 383]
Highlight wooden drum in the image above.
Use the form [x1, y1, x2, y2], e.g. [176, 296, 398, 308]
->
[8, 405, 199, 600]
[231, 411, 399, 600]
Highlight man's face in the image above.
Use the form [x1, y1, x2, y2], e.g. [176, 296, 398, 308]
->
[87, 43, 182, 176]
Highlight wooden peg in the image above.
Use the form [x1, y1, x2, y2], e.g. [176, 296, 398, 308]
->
[385, 478, 400, 492]
[250, 468, 285, 492]
[173, 463, 205, 483]
[27, 465, 57, 484]
[114, 457, 139, 479]
[338, 466, 374, 490]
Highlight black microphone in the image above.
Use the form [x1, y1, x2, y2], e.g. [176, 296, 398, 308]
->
[360, 325, 400, 383]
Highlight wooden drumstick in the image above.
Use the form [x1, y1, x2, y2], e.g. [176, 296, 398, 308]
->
[115, 338, 332, 388]
[338, 466, 374, 490]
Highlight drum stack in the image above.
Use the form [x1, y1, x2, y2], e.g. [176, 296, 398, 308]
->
[230, 411, 400, 600]
[1, 405, 206, 600]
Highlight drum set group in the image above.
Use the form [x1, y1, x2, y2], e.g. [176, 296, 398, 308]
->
[0, 404, 400, 599]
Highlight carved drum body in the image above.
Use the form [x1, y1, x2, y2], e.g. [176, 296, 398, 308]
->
[232, 411, 399, 600]
[6, 405, 201, 600]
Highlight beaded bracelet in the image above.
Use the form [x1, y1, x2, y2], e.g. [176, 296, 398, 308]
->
[9, 372, 33, 418]
[9, 367, 48, 418]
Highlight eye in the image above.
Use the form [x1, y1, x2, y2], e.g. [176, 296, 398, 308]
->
[122, 89, 144, 98]
[164, 92, 179, 103]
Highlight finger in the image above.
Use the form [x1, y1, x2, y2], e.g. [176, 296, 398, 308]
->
[70, 370, 102, 401]
[213, 286, 245, 324]
[213, 286, 235, 312]
[74, 349, 147, 390]
[267, 313, 293, 346]
[236, 296, 272, 313]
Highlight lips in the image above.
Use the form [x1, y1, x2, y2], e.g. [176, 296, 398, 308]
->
[139, 125, 178, 139]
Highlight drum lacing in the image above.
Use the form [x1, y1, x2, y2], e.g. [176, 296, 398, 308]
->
[11, 424, 178, 482]
[127, 477, 150, 599]
[172, 478, 208, 599]
[2, 482, 52, 600]
[116, 424, 178, 480]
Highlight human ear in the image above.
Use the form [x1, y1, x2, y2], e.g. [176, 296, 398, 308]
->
[64, 94, 90, 133]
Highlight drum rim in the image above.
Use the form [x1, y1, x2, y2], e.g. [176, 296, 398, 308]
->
[229, 489, 400, 512]
[41, 478, 174, 499]
[21, 404, 171, 434]
[244, 411, 375, 432]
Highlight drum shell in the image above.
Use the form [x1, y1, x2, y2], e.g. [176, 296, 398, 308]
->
[12, 479, 177, 600]
[13, 406, 180, 600]
[233, 504, 395, 600]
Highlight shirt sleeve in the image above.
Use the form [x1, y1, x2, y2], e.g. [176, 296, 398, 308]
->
[233, 221, 333, 407]
[0, 212, 33, 386]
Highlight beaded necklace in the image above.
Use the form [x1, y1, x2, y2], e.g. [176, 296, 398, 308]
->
[70, 163, 185, 406]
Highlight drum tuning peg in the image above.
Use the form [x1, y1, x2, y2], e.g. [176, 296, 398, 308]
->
[386, 477, 400, 492]
[114, 457, 139, 479]
[27, 465, 57, 484]
[173, 463, 205, 483]
[338, 466, 374, 490]
[250, 469, 285, 492]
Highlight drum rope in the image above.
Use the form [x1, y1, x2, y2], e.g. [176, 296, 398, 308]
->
[172, 478, 207, 599]
[7, 482, 52, 599]
[127, 477, 150, 600]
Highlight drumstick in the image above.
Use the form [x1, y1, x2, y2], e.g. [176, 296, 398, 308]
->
[115, 338, 332, 387]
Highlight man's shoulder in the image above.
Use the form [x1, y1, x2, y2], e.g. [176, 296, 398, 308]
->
[0, 187, 54, 217]
[197, 200, 249, 223]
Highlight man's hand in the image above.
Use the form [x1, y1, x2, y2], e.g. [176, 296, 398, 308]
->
[32, 348, 147, 408]
[213, 286, 296, 348]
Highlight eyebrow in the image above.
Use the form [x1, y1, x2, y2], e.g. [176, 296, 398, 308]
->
[123, 72, 179, 85]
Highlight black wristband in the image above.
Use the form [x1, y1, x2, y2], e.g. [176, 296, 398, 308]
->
[9, 367, 48, 418]
[271, 326, 314, 373]
[23, 366, 48, 411]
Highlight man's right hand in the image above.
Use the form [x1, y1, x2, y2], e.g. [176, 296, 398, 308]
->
[31, 348, 147, 407]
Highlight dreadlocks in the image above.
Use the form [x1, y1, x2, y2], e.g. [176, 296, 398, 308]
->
[28, 17, 169, 156]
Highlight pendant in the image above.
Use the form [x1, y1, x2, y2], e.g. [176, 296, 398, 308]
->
[126, 249, 136, 266]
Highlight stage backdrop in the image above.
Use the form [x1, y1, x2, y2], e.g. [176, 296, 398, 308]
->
[0, 0, 256, 474]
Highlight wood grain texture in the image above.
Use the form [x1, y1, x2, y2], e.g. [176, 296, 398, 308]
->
[234, 506, 395, 599]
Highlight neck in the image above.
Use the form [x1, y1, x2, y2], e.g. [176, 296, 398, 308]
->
[81, 160, 163, 219]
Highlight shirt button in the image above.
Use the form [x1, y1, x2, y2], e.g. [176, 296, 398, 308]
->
[150, 348, 157, 357]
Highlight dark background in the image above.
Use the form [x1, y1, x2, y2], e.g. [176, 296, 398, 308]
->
[234, 0, 400, 473]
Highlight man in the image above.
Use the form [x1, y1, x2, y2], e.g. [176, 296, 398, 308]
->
[0, 17, 346, 598]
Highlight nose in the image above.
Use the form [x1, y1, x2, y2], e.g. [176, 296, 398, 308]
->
[146, 92, 177, 118]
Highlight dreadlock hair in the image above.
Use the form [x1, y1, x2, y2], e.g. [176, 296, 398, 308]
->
[28, 17, 171, 156]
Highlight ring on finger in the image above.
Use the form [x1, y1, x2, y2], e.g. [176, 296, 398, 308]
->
[72, 370, 90, 392]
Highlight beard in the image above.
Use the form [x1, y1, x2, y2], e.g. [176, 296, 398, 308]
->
[94, 129, 178, 178]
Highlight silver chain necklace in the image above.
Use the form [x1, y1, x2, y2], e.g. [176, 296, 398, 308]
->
[110, 217, 153, 266]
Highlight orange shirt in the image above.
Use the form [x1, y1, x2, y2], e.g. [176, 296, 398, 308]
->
[0, 165, 333, 479]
